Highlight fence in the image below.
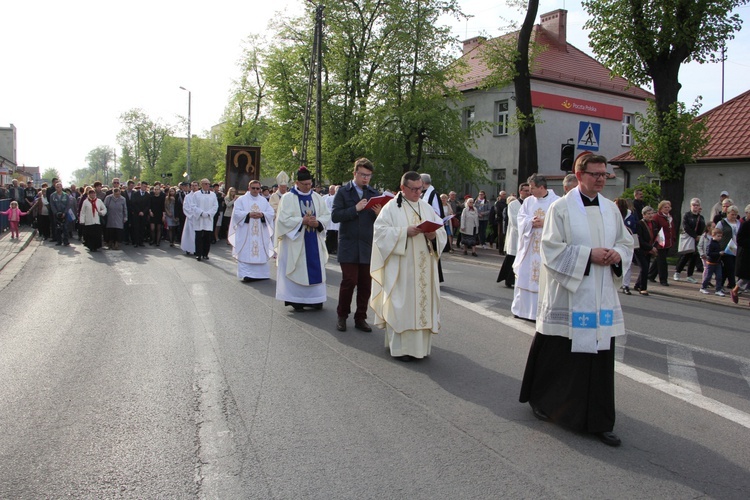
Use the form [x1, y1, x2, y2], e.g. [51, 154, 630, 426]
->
[0, 198, 9, 233]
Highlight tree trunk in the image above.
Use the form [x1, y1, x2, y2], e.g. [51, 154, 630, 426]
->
[650, 60, 686, 248]
[513, 0, 539, 187]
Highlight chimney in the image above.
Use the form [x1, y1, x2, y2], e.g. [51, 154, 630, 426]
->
[462, 36, 486, 55]
[540, 9, 567, 46]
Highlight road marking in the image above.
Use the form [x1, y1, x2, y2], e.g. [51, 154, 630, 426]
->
[442, 292, 750, 430]
[188, 283, 244, 497]
[667, 345, 702, 394]
[102, 252, 157, 285]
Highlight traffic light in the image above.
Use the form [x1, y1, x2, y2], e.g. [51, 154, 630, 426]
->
[560, 143, 575, 171]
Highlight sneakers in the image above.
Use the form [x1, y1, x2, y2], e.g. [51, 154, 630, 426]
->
[673, 273, 680, 281]
[715, 290, 726, 297]
[700, 288, 710, 294]
[686, 277, 697, 284]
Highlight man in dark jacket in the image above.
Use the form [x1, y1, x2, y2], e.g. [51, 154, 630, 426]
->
[331, 157, 382, 332]
[130, 181, 151, 247]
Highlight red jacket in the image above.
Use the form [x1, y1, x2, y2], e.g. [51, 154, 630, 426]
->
[653, 211, 675, 249]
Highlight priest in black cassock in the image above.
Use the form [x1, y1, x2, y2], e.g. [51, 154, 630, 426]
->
[519, 154, 633, 447]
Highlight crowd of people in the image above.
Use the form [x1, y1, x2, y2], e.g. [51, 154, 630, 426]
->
[3, 154, 748, 449]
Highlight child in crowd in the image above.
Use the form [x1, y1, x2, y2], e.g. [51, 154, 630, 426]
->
[700, 227, 725, 296]
[1, 201, 29, 239]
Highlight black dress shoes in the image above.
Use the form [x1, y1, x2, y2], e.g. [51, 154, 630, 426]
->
[354, 320, 372, 332]
[196, 256, 202, 261]
[531, 405, 550, 421]
[597, 431, 622, 447]
[336, 317, 347, 331]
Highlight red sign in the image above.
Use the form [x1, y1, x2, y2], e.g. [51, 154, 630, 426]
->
[531, 91, 623, 121]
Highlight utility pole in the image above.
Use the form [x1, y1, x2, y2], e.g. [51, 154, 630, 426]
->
[180, 86, 192, 181]
[301, 3, 324, 187]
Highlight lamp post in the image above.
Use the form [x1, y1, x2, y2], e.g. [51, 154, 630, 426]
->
[179, 86, 192, 181]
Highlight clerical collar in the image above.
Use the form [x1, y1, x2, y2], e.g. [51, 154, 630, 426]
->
[580, 192, 599, 206]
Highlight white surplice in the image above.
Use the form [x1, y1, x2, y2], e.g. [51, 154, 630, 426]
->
[274, 189, 331, 304]
[180, 191, 197, 254]
[228, 192, 275, 280]
[370, 195, 447, 358]
[537, 187, 633, 352]
[511, 190, 559, 320]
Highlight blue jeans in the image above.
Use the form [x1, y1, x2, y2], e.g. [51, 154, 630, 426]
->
[702, 263, 722, 291]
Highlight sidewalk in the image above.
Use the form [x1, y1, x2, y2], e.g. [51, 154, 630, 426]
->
[444, 242, 749, 309]
[0, 226, 36, 273]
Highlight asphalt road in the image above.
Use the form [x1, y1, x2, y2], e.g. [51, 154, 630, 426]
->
[1, 239, 748, 499]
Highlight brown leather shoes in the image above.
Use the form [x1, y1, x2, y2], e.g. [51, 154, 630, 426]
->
[336, 317, 347, 331]
[354, 320, 372, 332]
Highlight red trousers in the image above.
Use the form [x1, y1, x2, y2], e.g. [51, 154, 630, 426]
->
[337, 263, 372, 321]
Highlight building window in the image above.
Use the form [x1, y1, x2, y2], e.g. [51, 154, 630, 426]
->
[463, 106, 475, 130]
[494, 100, 509, 136]
[622, 114, 633, 146]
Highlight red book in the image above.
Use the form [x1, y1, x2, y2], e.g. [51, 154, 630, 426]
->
[417, 220, 443, 232]
[364, 192, 395, 210]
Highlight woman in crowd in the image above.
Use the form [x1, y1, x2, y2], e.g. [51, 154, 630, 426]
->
[615, 198, 638, 294]
[460, 197, 479, 257]
[633, 206, 658, 296]
[220, 187, 237, 241]
[149, 183, 166, 246]
[79, 187, 107, 252]
[440, 193, 454, 253]
[716, 205, 741, 291]
[674, 198, 706, 284]
[730, 204, 750, 305]
[648, 200, 675, 286]
[104, 188, 127, 250]
[164, 187, 179, 247]
[34, 184, 51, 241]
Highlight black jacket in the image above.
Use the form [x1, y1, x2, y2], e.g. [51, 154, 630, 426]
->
[331, 181, 380, 264]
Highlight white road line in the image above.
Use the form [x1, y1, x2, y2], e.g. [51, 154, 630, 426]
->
[740, 362, 750, 389]
[667, 345, 703, 394]
[102, 252, 157, 285]
[442, 292, 750, 430]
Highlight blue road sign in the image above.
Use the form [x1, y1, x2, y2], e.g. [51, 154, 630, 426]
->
[577, 122, 600, 151]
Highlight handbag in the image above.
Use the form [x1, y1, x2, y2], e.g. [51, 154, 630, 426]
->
[462, 234, 476, 247]
[677, 230, 695, 254]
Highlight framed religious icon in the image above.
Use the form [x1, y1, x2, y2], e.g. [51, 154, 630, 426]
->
[225, 146, 260, 194]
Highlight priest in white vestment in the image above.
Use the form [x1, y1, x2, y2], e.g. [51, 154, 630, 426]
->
[519, 154, 633, 447]
[190, 178, 219, 261]
[497, 183, 530, 287]
[370, 171, 447, 361]
[275, 166, 331, 311]
[511, 175, 559, 320]
[180, 181, 200, 255]
[229, 180, 275, 281]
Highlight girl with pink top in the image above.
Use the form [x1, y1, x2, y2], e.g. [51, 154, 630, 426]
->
[1, 201, 29, 239]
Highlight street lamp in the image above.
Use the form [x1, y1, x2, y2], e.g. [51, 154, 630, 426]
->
[179, 86, 191, 181]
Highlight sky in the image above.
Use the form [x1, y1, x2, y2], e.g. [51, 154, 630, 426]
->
[4, 0, 750, 184]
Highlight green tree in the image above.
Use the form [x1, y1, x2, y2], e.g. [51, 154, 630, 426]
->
[258, 0, 485, 193]
[85, 146, 115, 184]
[41, 168, 61, 182]
[117, 109, 173, 182]
[582, 0, 747, 230]
[479, 0, 546, 186]
[222, 34, 270, 149]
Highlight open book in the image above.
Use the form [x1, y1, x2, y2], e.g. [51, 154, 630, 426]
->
[364, 192, 395, 210]
[416, 214, 453, 232]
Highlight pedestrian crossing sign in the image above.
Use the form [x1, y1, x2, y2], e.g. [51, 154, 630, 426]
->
[577, 121, 600, 151]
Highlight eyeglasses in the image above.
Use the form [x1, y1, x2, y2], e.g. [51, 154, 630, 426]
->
[250, 187, 261, 190]
[404, 185, 423, 193]
[356, 171, 372, 178]
[583, 171, 608, 179]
